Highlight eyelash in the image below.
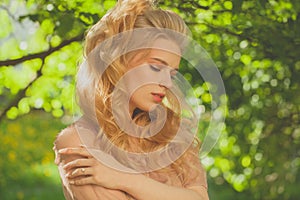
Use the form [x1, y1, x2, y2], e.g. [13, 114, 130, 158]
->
[149, 64, 177, 79]
[150, 64, 161, 72]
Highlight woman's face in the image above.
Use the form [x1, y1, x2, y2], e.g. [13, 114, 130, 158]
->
[126, 38, 181, 115]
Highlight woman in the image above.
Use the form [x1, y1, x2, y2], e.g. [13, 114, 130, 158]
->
[54, 0, 209, 199]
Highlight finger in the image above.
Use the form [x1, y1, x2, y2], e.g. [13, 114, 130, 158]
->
[59, 147, 92, 157]
[67, 167, 92, 178]
[63, 158, 95, 171]
[69, 176, 95, 185]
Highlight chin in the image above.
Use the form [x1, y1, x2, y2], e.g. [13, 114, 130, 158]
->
[137, 104, 156, 113]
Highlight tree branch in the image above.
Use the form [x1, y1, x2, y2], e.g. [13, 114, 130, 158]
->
[187, 21, 255, 43]
[188, 1, 210, 10]
[0, 33, 84, 121]
[0, 58, 45, 121]
[0, 33, 84, 67]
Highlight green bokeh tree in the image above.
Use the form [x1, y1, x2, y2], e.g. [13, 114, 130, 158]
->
[0, 0, 299, 199]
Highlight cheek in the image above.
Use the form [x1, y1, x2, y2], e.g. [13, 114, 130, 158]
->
[129, 85, 154, 104]
[123, 67, 158, 94]
[130, 86, 146, 102]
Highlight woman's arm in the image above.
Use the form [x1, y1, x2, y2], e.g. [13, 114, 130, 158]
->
[61, 147, 209, 200]
[119, 173, 209, 200]
[54, 125, 128, 200]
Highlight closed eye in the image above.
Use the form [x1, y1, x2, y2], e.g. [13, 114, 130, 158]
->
[149, 64, 178, 80]
[149, 64, 161, 72]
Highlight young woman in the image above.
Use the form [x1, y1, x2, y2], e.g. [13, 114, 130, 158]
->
[54, 0, 209, 199]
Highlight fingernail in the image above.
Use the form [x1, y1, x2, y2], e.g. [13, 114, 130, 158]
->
[58, 149, 67, 153]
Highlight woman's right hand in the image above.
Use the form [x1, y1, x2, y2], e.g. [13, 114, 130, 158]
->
[59, 146, 127, 190]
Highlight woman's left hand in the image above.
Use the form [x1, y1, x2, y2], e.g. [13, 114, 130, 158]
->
[59, 146, 124, 189]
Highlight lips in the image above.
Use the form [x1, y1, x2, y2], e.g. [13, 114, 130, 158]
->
[151, 93, 165, 102]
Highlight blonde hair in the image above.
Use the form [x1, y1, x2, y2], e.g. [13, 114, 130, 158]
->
[76, 0, 201, 186]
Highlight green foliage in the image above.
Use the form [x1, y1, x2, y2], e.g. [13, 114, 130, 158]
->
[0, 111, 65, 199]
[0, 0, 299, 199]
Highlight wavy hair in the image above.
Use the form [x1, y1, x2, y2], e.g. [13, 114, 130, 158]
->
[76, 0, 201, 186]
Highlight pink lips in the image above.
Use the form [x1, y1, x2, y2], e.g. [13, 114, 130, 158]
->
[151, 93, 165, 103]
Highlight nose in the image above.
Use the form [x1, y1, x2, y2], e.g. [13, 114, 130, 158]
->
[159, 69, 173, 88]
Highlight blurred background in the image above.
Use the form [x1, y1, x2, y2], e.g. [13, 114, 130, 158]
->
[0, 0, 299, 199]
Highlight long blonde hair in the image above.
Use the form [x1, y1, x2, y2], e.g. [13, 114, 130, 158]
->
[77, 0, 201, 185]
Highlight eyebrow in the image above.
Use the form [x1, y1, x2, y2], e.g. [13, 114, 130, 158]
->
[152, 57, 179, 71]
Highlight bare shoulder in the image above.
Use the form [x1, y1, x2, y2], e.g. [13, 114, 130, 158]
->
[54, 124, 82, 151]
[54, 117, 98, 150]
[52, 124, 83, 165]
[53, 117, 98, 164]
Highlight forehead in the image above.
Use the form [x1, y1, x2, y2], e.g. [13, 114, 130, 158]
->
[151, 38, 181, 56]
[148, 38, 181, 68]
